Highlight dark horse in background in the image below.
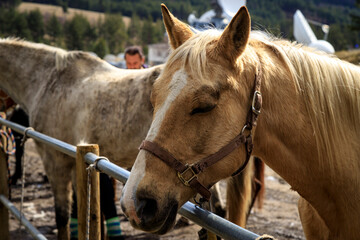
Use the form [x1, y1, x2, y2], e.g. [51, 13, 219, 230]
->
[0, 89, 29, 185]
[9, 106, 29, 184]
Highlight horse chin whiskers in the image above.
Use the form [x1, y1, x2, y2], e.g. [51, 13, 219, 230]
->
[152, 202, 178, 234]
[142, 200, 178, 234]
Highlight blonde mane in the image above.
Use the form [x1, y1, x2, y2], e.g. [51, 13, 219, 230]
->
[165, 30, 360, 175]
[264, 36, 360, 174]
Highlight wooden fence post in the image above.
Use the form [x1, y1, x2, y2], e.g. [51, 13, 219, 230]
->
[76, 144, 101, 240]
[0, 149, 9, 240]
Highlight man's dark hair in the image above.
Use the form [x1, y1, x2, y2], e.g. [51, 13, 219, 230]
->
[124, 46, 144, 59]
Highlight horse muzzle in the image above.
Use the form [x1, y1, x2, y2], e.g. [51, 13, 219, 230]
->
[121, 187, 179, 234]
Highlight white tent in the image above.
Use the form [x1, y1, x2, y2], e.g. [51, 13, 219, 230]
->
[188, 0, 246, 29]
[293, 10, 335, 54]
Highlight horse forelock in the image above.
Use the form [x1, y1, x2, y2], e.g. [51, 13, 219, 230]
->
[165, 30, 222, 81]
[165, 30, 263, 87]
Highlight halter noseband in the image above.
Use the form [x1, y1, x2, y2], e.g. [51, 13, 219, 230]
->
[139, 69, 262, 201]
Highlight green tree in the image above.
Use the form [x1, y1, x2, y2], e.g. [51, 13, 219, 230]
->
[0, 9, 31, 39]
[100, 13, 127, 54]
[0, 0, 22, 9]
[26, 9, 45, 42]
[127, 12, 142, 46]
[46, 14, 64, 46]
[328, 24, 349, 50]
[140, 15, 157, 45]
[13, 12, 31, 39]
[65, 14, 95, 50]
[351, 0, 360, 31]
[101, 0, 111, 13]
[57, 0, 69, 13]
[153, 19, 165, 43]
[92, 37, 109, 58]
[46, 14, 63, 39]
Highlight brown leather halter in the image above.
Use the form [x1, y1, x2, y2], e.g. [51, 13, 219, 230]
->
[139, 69, 262, 201]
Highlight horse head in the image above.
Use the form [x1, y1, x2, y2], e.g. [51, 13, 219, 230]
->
[121, 4, 259, 234]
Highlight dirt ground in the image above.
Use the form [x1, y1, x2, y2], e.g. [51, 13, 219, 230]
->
[7, 139, 305, 240]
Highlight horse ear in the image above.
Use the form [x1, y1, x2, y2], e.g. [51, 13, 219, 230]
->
[216, 6, 251, 63]
[161, 4, 193, 49]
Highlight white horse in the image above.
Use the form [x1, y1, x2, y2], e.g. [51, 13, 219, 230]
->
[0, 38, 162, 239]
[0, 38, 263, 239]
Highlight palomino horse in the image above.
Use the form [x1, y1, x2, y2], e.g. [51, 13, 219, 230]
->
[121, 4, 360, 239]
[0, 38, 263, 239]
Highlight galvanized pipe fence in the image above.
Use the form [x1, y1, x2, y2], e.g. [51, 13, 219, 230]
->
[0, 117, 260, 240]
[0, 195, 47, 240]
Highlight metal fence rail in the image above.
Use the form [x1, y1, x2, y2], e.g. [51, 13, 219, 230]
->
[0, 195, 47, 240]
[0, 117, 260, 240]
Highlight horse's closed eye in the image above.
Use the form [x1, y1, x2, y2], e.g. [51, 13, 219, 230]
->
[190, 105, 216, 115]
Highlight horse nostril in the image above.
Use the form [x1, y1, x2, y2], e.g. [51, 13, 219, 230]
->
[136, 198, 158, 223]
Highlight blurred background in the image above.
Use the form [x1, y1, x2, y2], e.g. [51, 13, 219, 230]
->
[0, 0, 359, 66]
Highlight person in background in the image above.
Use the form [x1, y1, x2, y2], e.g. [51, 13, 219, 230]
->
[124, 46, 148, 69]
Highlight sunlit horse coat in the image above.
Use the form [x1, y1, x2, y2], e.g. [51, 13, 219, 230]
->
[0, 38, 263, 239]
[122, 4, 360, 239]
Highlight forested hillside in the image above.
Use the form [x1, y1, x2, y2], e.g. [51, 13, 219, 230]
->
[246, 0, 360, 50]
[21, 0, 211, 21]
[22, 0, 360, 49]
[0, 0, 359, 58]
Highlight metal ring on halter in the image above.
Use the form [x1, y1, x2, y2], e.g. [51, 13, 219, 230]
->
[252, 90, 262, 115]
[240, 124, 252, 136]
[92, 156, 110, 171]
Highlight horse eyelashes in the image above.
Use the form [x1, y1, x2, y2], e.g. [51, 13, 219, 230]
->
[190, 104, 216, 115]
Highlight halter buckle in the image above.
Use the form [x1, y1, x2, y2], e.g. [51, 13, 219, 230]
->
[177, 164, 197, 186]
[252, 91, 262, 115]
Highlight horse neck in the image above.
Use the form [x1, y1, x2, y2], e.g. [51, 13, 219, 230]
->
[0, 40, 59, 113]
[252, 40, 360, 193]
[246, 40, 360, 232]
[250, 44, 320, 191]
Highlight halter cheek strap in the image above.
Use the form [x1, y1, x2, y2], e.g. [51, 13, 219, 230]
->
[139, 69, 262, 201]
[139, 140, 212, 200]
